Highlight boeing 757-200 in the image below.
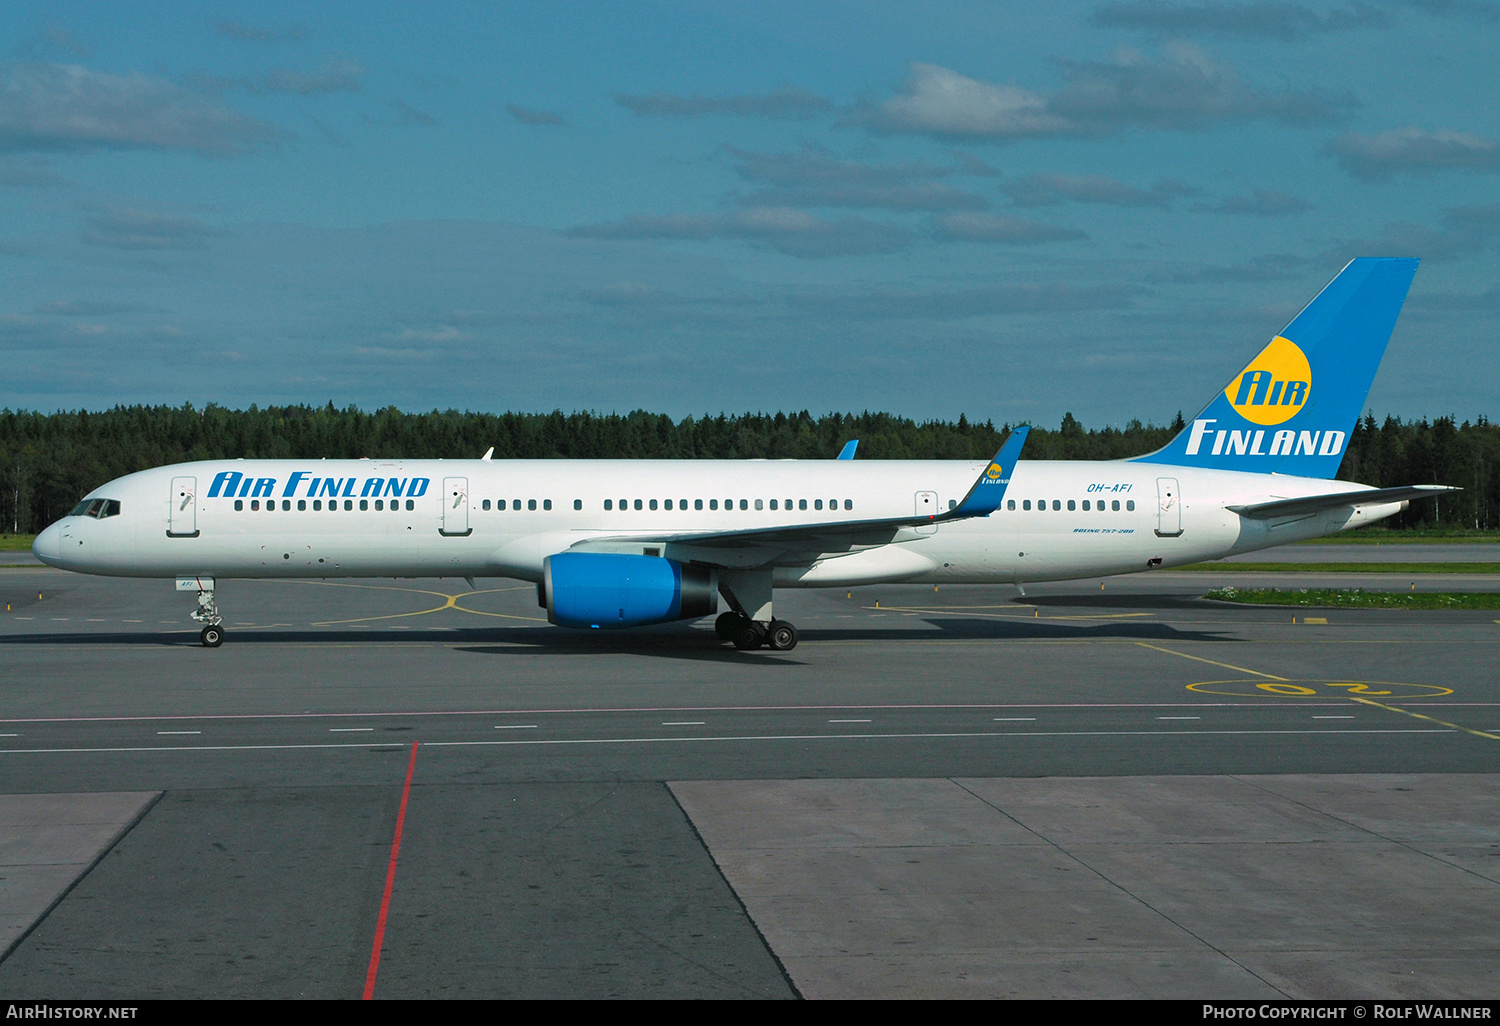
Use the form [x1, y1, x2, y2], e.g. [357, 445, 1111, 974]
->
[32, 258, 1455, 650]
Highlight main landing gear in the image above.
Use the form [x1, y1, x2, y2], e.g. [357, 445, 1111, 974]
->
[714, 611, 798, 651]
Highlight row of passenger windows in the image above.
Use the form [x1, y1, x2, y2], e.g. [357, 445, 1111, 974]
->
[481, 499, 570, 511]
[1008, 498, 1135, 512]
[234, 498, 417, 512]
[602, 498, 854, 512]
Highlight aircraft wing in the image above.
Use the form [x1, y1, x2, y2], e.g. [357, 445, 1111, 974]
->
[1226, 484, 1459, 520]
[569, 427, 1028, 558]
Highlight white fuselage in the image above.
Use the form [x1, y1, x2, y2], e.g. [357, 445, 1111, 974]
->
[34, 457, 1401, 587]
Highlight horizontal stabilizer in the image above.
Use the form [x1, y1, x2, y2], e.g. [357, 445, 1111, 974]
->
[1227, 484, 1459, 520]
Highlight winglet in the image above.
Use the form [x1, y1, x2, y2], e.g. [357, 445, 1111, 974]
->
[836, 439, 858, 460]
[480, 447, 494, 461]
[946, 427, 1028, 519]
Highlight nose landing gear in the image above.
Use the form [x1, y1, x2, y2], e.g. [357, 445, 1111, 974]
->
[180, 577, 224, 648]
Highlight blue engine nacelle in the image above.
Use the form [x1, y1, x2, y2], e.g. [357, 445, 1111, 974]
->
[540, 552, 718, 629]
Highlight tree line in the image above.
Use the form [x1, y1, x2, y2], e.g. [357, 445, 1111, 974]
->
[1, 404, 1493, 533]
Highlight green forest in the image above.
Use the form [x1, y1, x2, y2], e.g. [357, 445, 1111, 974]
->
[1, 404, 1494, 534]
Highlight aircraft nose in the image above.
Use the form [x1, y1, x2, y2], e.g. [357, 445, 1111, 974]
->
[32, 522, 63, 568]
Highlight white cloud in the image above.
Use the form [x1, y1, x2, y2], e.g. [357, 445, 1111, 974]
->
[933, 213, 1087, 244]
[1325, 127, 1500, 181]
[0, 62, 283, 155]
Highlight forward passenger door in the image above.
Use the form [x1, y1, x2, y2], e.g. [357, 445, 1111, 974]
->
[440, 477, 472, 537]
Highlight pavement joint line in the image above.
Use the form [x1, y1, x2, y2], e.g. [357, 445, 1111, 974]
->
[1348, 696, 1500, 740]
[947, 777, 1291, 998]
[0, 727, 1456, 756]
[1134, 641, 1291, 680]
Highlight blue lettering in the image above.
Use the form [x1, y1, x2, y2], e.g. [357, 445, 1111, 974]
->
[251, 478, 276, 498]
[318, 478, 344, 497]
[305, 477, 320, 497]
[238, 478, 254, 498]
[341, 478, 356, 498]
[383, 478, 406, 497]
[360, 478, 383, 497]
[283, 472, 308, 498]
[207, 471, 242, 499]
[1233, 369, 1274, 406]
[407, 477, 430, 498]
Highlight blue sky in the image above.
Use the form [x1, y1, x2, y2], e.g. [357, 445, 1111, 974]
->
[3, 1, 1499, 428]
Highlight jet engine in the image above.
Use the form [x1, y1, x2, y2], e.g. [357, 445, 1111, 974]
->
[540, 552, 717, 628]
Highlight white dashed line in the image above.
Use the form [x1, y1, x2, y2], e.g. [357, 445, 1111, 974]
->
[1158, 716, 1201, 720]
[993, 717, 1037, 722]
[494, 724, 538, 730]
[156, 731, 201, 735]
[329, 727, 374, 732]
[662, 721, 706, 726]
[829, 718, 872, 723]
[1313, 715, 1355, 719]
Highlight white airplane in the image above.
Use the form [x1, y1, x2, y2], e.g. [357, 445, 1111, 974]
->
[33, 258, 1454, 651]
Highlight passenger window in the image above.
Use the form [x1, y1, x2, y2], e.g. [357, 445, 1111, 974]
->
[814, 499, 823, 510]
[312, 499, 321, 511]
[755, 499, 763, 510]
[604, 499, 612, 511]
[680, 499, 688, 509]
[251, 499, 260, 511]
[1067, 500, 1075, 511]
[528, 499, 537, 511]
[1007, 499, 1015, 510]
[344, 500, 353, 511]
[278, 500, 287, 511]
[543, 499, 551, 510]
[649, 499, 658, 511]
[297, 500, 306, 511]
[664, 499, 673, 510]
[1052, 500, 1061, 511]
[695, 499, 703, 511]
[405, 499, 414, 511]
[844, 499, 852, 511]
[235, 499, 244, 511]
[1111, 500, 1120, 511]
[482, 499, 491, 510]
[739, 499, 748, 510]
[375, 499, 384, 511]
[709, 499, 718, 510]
[1126, 500, 1135, 511]
[359, 499, 368, 511]
[573, 499, 582, 510]
[1082, 500, 1089, 511]
[785, 499, 792, 509]
[799, 499, 807, 511]
[769, 499, 777, 510]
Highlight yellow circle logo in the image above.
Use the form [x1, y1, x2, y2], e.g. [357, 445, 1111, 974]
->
[1224, 336, 1311, 426]
[986, 462, 1004, 479]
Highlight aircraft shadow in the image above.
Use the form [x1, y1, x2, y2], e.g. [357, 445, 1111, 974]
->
[0, 612, 1230, 658]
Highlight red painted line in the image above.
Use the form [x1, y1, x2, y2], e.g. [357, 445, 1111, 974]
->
[363, 741, 418, 1000]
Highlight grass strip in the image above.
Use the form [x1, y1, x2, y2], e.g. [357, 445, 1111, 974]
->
[1178, 561, 1500, 574]
[0, 535, 36, 552]
[1205, 586, 1500, 609]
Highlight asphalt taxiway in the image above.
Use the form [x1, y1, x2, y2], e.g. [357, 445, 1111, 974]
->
[0, 563, 1496, 998]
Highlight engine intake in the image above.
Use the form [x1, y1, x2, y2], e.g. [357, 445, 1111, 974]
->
[541, 552, 717, 629]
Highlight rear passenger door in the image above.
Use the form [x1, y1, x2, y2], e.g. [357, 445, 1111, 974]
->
[440, 476, 471, 536]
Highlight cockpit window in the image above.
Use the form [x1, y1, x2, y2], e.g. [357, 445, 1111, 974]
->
[69, 498, 121, 519]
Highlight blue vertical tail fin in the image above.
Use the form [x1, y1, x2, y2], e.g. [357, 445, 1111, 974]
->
[1133, 257, 1418, 478]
